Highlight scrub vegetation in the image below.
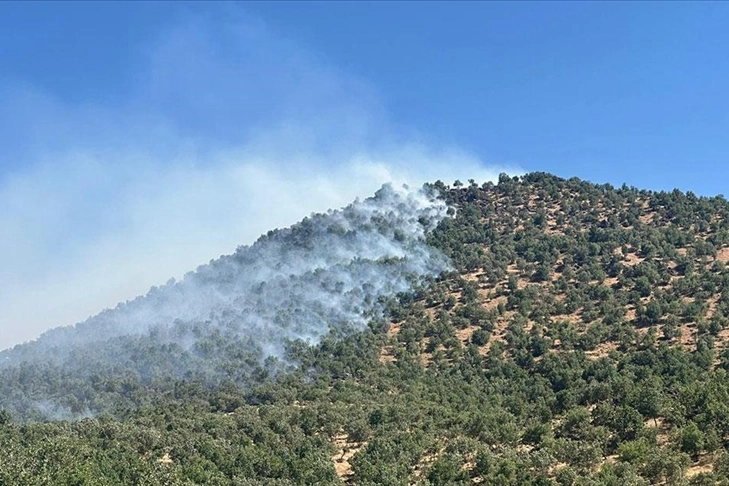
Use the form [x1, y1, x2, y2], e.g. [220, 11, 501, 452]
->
[3, 172, 729, 485]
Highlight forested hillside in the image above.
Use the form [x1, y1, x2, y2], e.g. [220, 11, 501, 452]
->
[3, 173, 729, 485]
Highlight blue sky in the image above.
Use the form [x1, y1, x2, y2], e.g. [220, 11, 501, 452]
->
[1, 2, 728, 348]
[249, 2, 729, 193]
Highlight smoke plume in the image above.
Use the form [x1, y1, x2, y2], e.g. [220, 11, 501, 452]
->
[0, 183, 451, 418]
[0, 10, 515, 350]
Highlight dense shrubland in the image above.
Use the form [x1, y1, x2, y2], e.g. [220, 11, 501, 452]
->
[3, 173, 729, 484]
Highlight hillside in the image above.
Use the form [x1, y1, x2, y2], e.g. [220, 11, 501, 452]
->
[3, 173, 729, 485]
[0, 184, 449, 419]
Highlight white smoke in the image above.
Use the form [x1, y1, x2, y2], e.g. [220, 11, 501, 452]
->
[4, 183, 450, 366]
[96, 183, 448, 345]
[0, 10, 519, 350]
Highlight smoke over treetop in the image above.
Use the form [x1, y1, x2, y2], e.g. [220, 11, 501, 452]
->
[0, 183, 451, 418]
[0, 9, 511, 351]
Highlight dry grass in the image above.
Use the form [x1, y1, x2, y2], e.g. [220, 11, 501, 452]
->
[717, 246, 729, 263]
[332, 434, 365, 483]
[639, 212, 656, 225]
[158, 452, 173, 465]
[622, 252, 644, 267]
[685, 456, 715, 477]
[585, 341, 618, 360]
